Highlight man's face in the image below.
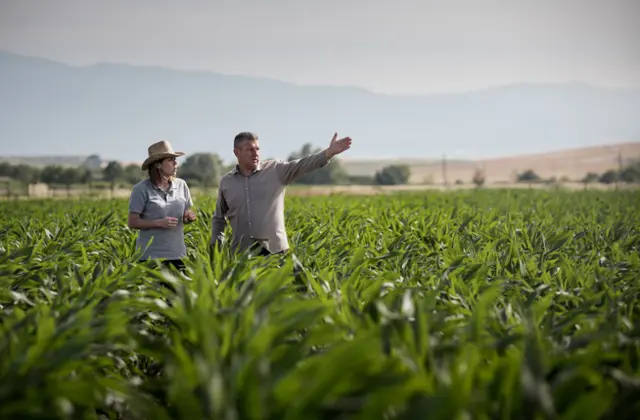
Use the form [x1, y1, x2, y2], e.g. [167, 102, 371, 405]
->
[234, 139, 260, 171]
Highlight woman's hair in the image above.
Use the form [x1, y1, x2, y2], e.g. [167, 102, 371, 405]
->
[148, 158, 175, 185]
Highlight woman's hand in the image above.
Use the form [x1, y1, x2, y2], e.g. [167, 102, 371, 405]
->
[183, 209, 197, 224]
[156, 217, 179, 228]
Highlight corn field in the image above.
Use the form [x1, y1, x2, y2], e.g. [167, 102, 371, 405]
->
[1, 189, 639, 419]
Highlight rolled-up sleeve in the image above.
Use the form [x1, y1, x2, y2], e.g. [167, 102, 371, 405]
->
[210, 186, 229, 245]
[275, 151, 330, 185]
[129, 185, 146, 214]
[183, 181, 193, 208]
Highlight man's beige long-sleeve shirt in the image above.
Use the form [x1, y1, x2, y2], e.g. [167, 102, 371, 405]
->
[210, 151, 331, 253]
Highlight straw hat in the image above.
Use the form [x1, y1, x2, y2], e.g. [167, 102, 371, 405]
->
[141, 140, 185, 170]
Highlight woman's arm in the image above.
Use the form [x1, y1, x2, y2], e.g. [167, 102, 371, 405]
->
[128, 212, 160, 230]
[182, 181, 197, 224]
[128, 184, 151, 229]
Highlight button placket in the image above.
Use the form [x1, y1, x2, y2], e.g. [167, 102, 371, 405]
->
[245, 177, 253, 237]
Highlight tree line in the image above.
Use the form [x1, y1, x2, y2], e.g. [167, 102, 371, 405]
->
[0, 144, 412, 193]
[514, 161, 640, 186]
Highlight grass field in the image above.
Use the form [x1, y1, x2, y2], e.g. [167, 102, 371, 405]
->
[1, 189, 639, 419]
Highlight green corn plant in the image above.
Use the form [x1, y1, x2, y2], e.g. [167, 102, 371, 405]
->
[0, 189, 639, 419]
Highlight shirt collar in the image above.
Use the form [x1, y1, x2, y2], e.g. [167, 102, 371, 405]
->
[149, 178, 178, 191]
[233, 162, 262, 175]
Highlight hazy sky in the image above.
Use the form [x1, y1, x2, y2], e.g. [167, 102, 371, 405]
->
[1, 0, 639, 95]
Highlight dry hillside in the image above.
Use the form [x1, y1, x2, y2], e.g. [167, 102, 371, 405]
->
[341, 142, 640, 184]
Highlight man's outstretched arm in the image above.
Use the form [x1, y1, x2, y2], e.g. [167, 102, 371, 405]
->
[276, 133, 352, 185]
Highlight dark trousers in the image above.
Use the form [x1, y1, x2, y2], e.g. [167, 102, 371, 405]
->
[139, 258, 186, 274]
[255, 246, 285, 257]
[251, 245, 308, 290]
[136, 259, 186, 304]
[162, 259, 186, 272]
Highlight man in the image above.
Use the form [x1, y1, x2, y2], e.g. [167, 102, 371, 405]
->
[210, 131, 352, 255]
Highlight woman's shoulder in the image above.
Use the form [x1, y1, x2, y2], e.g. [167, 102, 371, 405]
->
[131, 178, 151, 192]
[173, 178, 194, 192]
[173, 177, 189, 186]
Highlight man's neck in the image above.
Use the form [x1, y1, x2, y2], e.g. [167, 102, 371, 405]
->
[238, 165, 257, 177]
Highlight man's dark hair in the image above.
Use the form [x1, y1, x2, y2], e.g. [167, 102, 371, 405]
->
[234, 132, 258, 149]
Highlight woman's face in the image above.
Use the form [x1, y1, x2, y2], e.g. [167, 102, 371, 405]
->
[159, 157, 178, 176]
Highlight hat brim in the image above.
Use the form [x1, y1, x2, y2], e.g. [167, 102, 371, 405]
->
[141, 152, 185, 170]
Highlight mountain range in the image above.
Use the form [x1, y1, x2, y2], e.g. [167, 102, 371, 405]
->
[0, 50, 639, 165]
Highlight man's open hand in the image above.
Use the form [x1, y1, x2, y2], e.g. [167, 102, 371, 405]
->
[326, 133, 352, 159]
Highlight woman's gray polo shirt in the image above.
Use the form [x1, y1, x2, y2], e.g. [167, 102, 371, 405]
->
[128, 178, 193, 261]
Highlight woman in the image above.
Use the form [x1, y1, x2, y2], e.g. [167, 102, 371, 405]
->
[127, 140, 196, 272]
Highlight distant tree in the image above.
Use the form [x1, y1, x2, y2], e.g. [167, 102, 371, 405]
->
[12, 164, 40, 185]
[179, 152, 225, 189]
[581, 172, 599, 189]
[374, 164, 411, 185]
[472, 167, 485, 188]
[103, 161, 125, 192]
[78, 167, 95, 189]
[516, 169, 540, 183]
[40, 165, 65, 186]
[620, 160, 640, 183]
[0, 163, 38, 184]
[286, 143, 349, 185]
[124, 164, 144, 185]
[59, 167, 81, 196]
[223, 163, 237, 174]
[599, 169, 617, 185]
[0, 162, 11, 178]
